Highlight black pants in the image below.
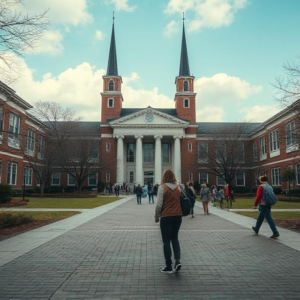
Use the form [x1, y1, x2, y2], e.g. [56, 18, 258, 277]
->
[160, 216, 182, 267]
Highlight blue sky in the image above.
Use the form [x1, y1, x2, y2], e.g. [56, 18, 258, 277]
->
[4, 0, 300, 122]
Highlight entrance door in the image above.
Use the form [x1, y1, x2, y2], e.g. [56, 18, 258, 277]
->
[144, 171, 154, 186]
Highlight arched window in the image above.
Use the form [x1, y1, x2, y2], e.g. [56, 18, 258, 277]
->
[109, 80, 114, 91]
[183, 80, 188, 91]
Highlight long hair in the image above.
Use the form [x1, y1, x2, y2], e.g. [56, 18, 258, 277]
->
[161, 169, 177, 184]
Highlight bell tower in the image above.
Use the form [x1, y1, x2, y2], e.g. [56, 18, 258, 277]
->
[101, 14, 123, 123]
[174, 15, 196, 123]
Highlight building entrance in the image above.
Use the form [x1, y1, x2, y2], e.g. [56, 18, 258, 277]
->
[144, 171, 154, 185]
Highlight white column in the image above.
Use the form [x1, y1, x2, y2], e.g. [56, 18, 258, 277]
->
[135, 135, 143, 185]
[115, 135, 124, 184]
[154, 135, 162, 184]
[173, 136, 182, 184]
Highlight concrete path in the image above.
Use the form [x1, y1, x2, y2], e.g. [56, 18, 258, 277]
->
[0, 196, 299, 299]
[230, 209, 300, 212]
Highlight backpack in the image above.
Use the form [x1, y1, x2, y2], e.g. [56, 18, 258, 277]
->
[262, 183, 277, 206]
[180, 190, 192, 216]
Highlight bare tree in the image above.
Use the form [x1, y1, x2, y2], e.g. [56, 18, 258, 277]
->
[18, 101, 80, 196]
[198, 123, 254, 186]
[0, 0, 48, 83]
[273, 59, 300, 107]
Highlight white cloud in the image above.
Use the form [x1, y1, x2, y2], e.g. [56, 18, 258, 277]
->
[240, 105, 281, 122]
[18, 0, 93, 26]
[30, 30, 63, 55]
[197, 106, 225, 121]
[195, 73, 262, 106]
[164, 0, 248, 35]
[95, 30, 105, 41]
[104, 0, 136, 12]
[164, 20, 180, 38]
[2, 55, 173, 121]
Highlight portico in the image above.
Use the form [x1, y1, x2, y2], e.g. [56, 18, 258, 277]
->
[110, 107, 188, 185]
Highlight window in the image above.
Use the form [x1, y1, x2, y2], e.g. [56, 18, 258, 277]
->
[259, 136, 267, 159]
[253, 141, 258, 160]
[188, 142, 192, 152]
[127, 143, 135, 162]
[89, 141, 99, 160]
[8, 113, 20, 148]
[106, 142, 111, 152]
[7, 162, 17, 185]
[198, 143, 208, 162]
[129, 171, 134, 183]
[296, 164, 300, 185]
[0, 106, 3, 135]
[236, 173, 245, 186]
[189, 173, 193, 182]
[255, 171, 259, 185]
[26, 129, 35, 152]
[109, 80, 114, 91]
[286, 121, 297, 146]
[143, 143, 154, 163]
[237, 142, 245, 162]
[271, 168, 281, 186]
[52, 172, 60, 186]
[88, 173, 97, 186]
[217, 175, 225, 186]
[162, 143, 170, 163]
[38, 136, 45, 159]
[184, 99, 189, 108]
[108, 98, 114, 108]
[68, 173, 75, 186]
[183, 80, 188, 91]
[23, 167, 33, 186]
[269, 130, 279, 152]
[106, 173, 110, 183]
[199, 172, 208, 184]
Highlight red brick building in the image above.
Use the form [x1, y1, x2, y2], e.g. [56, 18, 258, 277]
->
[0, 21, 299, 192]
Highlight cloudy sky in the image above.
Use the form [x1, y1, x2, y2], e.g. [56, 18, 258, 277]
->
[2, 0, 300, 122]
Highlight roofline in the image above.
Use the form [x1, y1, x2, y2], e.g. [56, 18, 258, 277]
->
[0, 81, 32, 109]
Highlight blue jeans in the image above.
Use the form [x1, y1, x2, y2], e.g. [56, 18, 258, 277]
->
[136, 195, 141, 204]
[255, 205, 278, 234]
[148, 193, 154, 203]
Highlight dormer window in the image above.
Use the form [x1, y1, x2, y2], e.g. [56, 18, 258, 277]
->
[108, 98, 114, 108]
[183, 80, 188, 92]
[184, 99, 190, 108]
[109, 80, 114, 91]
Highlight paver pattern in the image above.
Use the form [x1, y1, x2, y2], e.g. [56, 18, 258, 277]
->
[0, 197, 300, 299]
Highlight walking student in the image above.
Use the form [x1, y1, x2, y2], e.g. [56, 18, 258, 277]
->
[200, 183, 210, 214]
[252, 176, 280, 239]
[155, 169, 182, 274]
[148, 183, 154, 203]
[186, 182, 196, 218]
[136, 184, 142, 205]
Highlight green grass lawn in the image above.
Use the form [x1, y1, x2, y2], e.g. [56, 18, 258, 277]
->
[196, 197, 300, 209]
[13, 197, 121, 209]
[235, 211, 300, 220]
[6, 211, 80, 220]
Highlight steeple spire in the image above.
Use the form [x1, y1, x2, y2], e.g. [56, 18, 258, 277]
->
[107, 12, 118, 76]
[179, 13, 190, 77]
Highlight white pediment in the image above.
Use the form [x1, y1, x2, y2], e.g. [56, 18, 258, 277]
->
[109, 107, 189, 128]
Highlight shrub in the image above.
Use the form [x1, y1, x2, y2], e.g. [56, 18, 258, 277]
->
[273, 187, 282, 195]
[290, 189, 300, 196]
[0, 184, 13, 203]
[233, 187, 251, 193]
[25, 189, 36, 195]
[0, 212, 33, 228]
[98, 181, 105, 192]
[11, 189, 22, 197]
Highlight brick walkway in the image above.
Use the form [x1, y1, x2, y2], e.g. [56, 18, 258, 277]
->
[0, 197, 300, 299]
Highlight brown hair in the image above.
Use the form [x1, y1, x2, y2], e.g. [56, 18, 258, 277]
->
[188, 181, 193, 187]
[161, 169, 177, 184]
[259, 176, 268, 182]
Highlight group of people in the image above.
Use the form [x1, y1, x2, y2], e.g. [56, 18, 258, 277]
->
[154, 169, 280, 274]
[135, 183, 156, 204]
